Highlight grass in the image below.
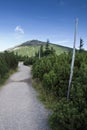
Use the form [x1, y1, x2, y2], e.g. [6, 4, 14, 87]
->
[0, 68, 18, 87]
[32, 78, 64, 130]
[32, 79, 58, 109]
[14, 46, 39, 57]
[32, 79, 59, 130]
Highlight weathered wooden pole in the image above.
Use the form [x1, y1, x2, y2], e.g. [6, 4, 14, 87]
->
[67, 18, 78, 100]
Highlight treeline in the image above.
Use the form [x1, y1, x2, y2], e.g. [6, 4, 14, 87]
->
[0, 51, 18, 79]
[32, 50, 87, 130]
[24, 42, 55, 65]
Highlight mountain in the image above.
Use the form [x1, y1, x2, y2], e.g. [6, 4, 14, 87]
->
[19, 40, 46, 46]
[19, 40, 71, 49]
[11, 40, 72, 57]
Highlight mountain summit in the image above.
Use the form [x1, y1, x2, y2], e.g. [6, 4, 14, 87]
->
[20, 40, 47, 46]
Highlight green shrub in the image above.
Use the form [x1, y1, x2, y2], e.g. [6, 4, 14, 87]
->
[24, 57, 36, 65]
[0, 51, 18, 79]
[43, 70, 57, 91]
[32, 51, 87, 130]
[49, 99, 80, 130]
[32, 56, 53, 80]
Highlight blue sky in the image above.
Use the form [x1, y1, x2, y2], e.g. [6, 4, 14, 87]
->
[0, 0, 87, 51]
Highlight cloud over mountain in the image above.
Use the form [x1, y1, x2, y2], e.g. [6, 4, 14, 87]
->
[15, 26, 24, 34]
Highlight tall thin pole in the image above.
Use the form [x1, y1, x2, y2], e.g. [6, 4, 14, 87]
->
[67, 18, 78, 100]
[39, 47, 40, 59]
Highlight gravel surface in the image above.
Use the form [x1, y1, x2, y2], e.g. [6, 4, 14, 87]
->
[0, 62, 51, 130]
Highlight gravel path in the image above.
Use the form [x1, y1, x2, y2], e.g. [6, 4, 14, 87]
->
[0, 62, 51, 130]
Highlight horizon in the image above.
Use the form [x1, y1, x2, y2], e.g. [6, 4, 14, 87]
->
[0, 0, 87, 51]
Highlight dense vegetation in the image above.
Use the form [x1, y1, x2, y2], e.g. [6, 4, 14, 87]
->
[32, 50, 87, 130]
[0, 51, 18, 81]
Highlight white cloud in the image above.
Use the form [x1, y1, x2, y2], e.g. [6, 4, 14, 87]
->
[15, 25, 24, 34]
[14, 25, 25, 43]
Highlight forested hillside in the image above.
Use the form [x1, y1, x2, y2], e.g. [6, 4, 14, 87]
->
[11, 40, 71, 57]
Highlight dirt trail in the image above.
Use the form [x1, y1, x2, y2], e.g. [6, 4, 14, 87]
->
[0, 62, 50, 130]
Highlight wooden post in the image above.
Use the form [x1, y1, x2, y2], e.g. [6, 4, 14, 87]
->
[67, 18, 78, 100]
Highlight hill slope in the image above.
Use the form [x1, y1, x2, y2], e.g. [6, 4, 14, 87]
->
[12, 40, 72, 57]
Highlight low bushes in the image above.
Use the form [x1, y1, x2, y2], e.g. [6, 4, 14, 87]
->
[32, 51, 87, 130]
[0, 51, 18, 80]
[23, 57, 36, 65]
